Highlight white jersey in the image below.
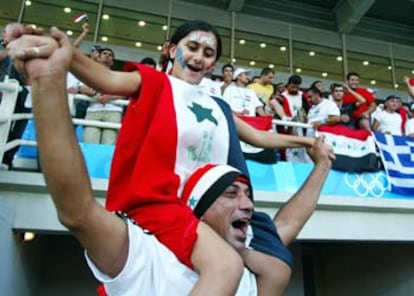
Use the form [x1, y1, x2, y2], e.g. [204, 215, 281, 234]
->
[374, 110, 402, 136]
[306, 99, 340, 137]
[86, 219, 257, 296]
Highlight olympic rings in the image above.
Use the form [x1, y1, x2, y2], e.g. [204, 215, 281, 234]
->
[344, 172, 389, 198]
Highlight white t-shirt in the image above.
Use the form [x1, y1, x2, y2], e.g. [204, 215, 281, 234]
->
[86, 219, 257, 296]
[374, 110, 402, 135]
[223, 83, 264, 154]
[199, 77, 222, 99]
[306, 99, 340, 137]
[223, 83, 263, 116]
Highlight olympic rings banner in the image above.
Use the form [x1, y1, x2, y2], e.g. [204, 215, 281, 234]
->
[247, 160, 410, 199]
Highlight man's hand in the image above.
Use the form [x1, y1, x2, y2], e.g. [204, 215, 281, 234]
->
[306, 136, 335, 165]
[7, 27, 72, 81]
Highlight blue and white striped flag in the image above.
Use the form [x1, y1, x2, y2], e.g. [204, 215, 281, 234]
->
[374, 132, 414, 195]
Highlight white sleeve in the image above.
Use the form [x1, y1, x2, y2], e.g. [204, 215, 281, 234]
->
[84, 219, 152, 296]
[327, 100, 340, 116]
[249, 89, 263, 109]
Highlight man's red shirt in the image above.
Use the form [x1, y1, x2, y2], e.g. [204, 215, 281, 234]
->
[343, 87, 375, 120]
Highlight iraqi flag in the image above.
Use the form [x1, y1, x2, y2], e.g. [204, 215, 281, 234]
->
[317, 125, 379, 172]
[373, 132, 414, 196]
[238, 115, 273, 131]
[238, 115, 277, 164]
[72, 13, 88, 24]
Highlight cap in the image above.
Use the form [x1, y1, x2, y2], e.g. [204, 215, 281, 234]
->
[385, 95, 399, 102]
[181, 164, 252, 218]
[90, 44, 102, 52]
[233, 68, 251, 80]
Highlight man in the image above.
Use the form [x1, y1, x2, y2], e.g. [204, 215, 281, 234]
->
[223, 68, 266, 117]
[140, 57, 157, 69]
[0, 23, 29, 170]
[82, 47, 124, 144]
[9, 28, 333, 295]
[343, 72, 376, 130]
[89, 44, 102, 61]
[248, 67, 275, 106]
[220, 63, 234, 95]
[330, 82, 365, 128]
[279, 75, 308, 119]
[223, 68, 276, 163]
[372, 95, 404, 135]
[306, 86, 340, 137]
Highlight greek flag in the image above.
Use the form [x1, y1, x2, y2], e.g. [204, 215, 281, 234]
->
[374, 132, 414, 196]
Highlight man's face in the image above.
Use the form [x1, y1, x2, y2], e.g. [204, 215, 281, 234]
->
[237, 72, 250, 86]
[307, 90, 321, 105]
[287, 83, 300, 95]
[99, 49, 114, 67]
[276, 83, 286, 94]
[347, 75, 359, 89]
[222, 66, 233, 83]
[385, 98, 399, 112]
[332, 86, 344, 101]
[262, 72, 274, 85]
[201, 181, 253, 252]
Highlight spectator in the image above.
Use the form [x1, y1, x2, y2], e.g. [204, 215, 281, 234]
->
[268, 83, 288, 120]
[89, 44, 102, 62]
[220, 63, 234, 95]
[223, 68, 266, 116]
[140, 57, 157, 69]
[0, 23, 30, 170]
[343, 72, 376, 130]
[330, 82, 364, 128]
[309, 80, 329, 98]
[248, 67, 275, 106]
[223, 68, 275, 163]
[372, 95, 404, 135]
[305, 86, 340, 137]
[280, 75, 308, 119]
[83, 47, 124, 144]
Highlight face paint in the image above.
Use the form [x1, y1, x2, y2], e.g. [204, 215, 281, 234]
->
[187, 31, 216, 48]
[176, 47, 186, 69]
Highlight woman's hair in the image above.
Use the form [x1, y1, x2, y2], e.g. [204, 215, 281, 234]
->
[169, 20, 222, 61]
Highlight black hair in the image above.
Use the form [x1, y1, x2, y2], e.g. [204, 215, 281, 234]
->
[346, 72, 360, 80]
[330, 82, 343, 92]
[308, 86, 322, 97]
[310, 80, 322, 88]
[99, 47, 115, 58]
[260, 67, 274, 76]
[287, 75, 302, 85]
[140, 57, 157, 67]
[170, 20, 222, 61]
[221, 63, 234, 73]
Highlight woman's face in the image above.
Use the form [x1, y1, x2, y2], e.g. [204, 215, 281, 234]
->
[169, 30, 217, 85]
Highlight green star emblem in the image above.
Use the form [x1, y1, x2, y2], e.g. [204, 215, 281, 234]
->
[188, 102, 218, 125]
[189, 196, 198, 207]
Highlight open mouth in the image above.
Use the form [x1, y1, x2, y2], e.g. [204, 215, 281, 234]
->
[231, 218, 250, 235]
[187, 64, 202, 72]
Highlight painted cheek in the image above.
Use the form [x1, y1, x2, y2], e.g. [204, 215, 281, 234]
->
[176, 47, 186, 69]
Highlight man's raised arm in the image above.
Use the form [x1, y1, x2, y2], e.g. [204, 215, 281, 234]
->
[7, 27, 129, 278]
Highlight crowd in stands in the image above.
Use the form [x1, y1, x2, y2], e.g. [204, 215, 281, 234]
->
[0, 19, 412, 296]
[1, 20, 414, 170]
